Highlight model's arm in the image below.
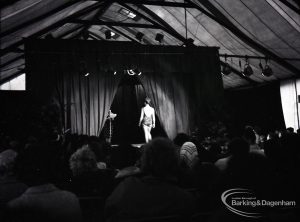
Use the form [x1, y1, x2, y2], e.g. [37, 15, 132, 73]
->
[139, 108, 144, 126]
[152, 108, 155, 128]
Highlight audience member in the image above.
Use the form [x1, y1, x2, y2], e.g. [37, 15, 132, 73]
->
[0, 149, 27, 209]
[69, 145, 116, 197]
[105, 138, 196, 221]
[7, 143, 82, 222]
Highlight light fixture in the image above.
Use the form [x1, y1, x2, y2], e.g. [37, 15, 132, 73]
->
[105, 30, 112, 39]
[118, 8, 140, 21]
[155, 33, 164, 43]
[186, 38, 194, 47]
[126, 68, 142, 76]
[262, 58, 273, 77]
[135, 32, 144, 42]
[79, 61, 90, 77]
[222, 54, 232, 75]
[243, 56, 253, 76]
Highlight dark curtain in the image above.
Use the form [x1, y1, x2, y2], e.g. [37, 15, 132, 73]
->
[140, 72, 190, 139]
[25, 40, 223, 138]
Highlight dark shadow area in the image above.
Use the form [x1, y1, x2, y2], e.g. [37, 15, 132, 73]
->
[104, 75, 166, 144]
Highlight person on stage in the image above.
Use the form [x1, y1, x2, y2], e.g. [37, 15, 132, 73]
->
[139, 97, 155, 143]
[104, 110, 117, 144]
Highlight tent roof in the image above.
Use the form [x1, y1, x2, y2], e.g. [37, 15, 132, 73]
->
[1, 0, 300, 89]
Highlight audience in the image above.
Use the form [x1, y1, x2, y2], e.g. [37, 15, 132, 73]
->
[0, 122, 299, 222]
[105, 138, 196, 221]
[6, 143, 82, 222]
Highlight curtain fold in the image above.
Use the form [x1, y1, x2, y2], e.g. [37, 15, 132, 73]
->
[26, 40, 223, 138]
[139, 72, 190, 139]
[280, 79, 300, 130]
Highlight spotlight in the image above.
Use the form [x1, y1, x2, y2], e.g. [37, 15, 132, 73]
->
[222, 63, 232, 75]
[222, 54, 232, 75]
[186, 38, 194, 47]
[79, 61, 90, 77]
[105, 30, 112, 39]
[155, 33, 164, 43]
[262, 64, 273, 77]
[262, 58, 273, 77]
[135, 32, 144, 42]
[243, 57, 253, 76]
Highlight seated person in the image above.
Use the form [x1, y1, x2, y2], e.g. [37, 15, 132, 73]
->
[69, 145, 116, 197]
[105, 138, 196, 221]
[7, 143, 82, 222]
[0, 149, 27, 209]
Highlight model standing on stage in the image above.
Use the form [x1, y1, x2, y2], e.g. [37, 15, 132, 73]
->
[139, 97, 155, 143]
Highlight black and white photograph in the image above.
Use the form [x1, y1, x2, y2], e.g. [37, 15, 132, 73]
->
[0, 1, 299, 221]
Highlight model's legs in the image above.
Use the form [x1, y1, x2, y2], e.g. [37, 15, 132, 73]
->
[143, 125, 152, 143]
[148, 126, 152, 141]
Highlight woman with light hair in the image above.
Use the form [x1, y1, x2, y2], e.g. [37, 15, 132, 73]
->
[139, 97, 155, 143]
[69, 145, 115, 196]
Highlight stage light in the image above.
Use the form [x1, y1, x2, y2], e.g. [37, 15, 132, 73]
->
[155, 33, 164, 43]
[186, 38, 194, 47]
[222, 54, 232, 75]
[222, 63, 232, 75]
[135, 32, 144, 42]
[105, 30, 112, 39]
[243, 57, 253, 76]
[262, 59, 273, 77]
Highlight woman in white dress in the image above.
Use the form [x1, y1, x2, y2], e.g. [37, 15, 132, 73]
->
[139, 97, 155, 143]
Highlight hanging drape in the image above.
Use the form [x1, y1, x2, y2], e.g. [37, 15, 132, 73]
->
[280, 79, 300, 130]
[25, 40, 223, 138]
[140, 72, 190, 139]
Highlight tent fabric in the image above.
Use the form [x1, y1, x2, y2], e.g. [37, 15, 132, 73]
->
[1, 0, 300, 89]
[25, 40, 223, 137]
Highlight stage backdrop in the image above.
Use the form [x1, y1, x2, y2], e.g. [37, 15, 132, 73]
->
[25, 39, 224, 139]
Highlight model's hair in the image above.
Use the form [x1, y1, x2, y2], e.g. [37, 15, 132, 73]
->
[144, 97, 151, 104]
[141, 137, 179, 178]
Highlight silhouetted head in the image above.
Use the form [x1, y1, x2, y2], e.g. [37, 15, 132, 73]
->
[69, 145, 97, 177]
[228, 137, 249, 156]
[173, 133, 190, 147]
[141, 137, 179, 178]
[243, 126, 257, 144]
[0, 149, 17, 177]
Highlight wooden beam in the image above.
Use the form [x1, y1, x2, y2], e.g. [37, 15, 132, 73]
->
[88, 31, 105, 40]
[76, 0, 113, 40]
[191, 0, 300, 76]
[0, 2, 103, 57]
[120, 3, 188, 45]
[71, 19, 159, 29]
[0, 70, 24, 85]
[128, 3, 257, 84]
[0, 0, 81, 38]
[108, 26, 140, 43]
[0, 55, 24, 69]
[56, 25, 85, 39]
[116, 0, 195, 8]
[278, 0, 300, 15]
